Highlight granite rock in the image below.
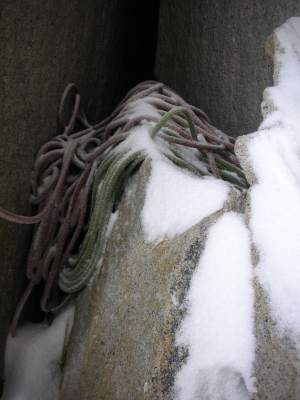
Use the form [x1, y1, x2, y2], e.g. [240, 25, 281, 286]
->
[236, 133, 300, 398]
[60, 159, 245, 399]
[235, 21, 300, 399]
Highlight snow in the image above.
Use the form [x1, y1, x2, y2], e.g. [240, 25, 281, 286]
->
[249, 18, 300, 346]
[141, 159, 230, 242]
[163, 17, 300, 400]
[2, 304, 75, 400]
[170, 142, 210, 174]
[119, 123, 230, 244]
[250, 127, 300, 339]
[247, 17, 300, 342]
[260, 17, 300, 131]
[127, 99, 161, 121]
[174, 212, 255, 400]
[112, 124, 166, 162]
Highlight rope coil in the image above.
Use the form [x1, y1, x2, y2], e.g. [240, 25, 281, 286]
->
[0, 81, 248, 335]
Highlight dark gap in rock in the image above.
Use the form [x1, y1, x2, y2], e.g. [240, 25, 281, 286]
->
[123, 0, 160, 84]
[87, 0, 161, 124]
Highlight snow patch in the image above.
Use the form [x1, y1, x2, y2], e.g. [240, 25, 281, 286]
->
[112, 124, 167, 162]
[141, 159, 230, 242]
[175, 212, 255, 400]
[127, 99, 161, 121]
[261, 17, 300, 131]
[250, 127, 300, 339]
[2, 304, 75, 400]
[249, 17, 300, 343]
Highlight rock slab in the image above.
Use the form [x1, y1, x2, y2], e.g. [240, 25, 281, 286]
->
[235, 20, 300, 399]
[60, 159, 245, 399]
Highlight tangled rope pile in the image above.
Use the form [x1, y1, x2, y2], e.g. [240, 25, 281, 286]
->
[0, 81, 248, 335]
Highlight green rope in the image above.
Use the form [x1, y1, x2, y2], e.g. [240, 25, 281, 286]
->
[59, 150, 145, 293]
[197, 151, 248, 189]
[214, 155, 249, 181]
[151, 107, 198, 141]
[162, 128, 183, 138]
[164, 152, 208, 178]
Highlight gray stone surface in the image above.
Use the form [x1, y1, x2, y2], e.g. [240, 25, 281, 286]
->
[261, 31, 288, 121]
[60, 159, 245, 399]
[155, 0, 300, 137]
[253, 277, 300, 400]
[235, 23, 300, 399]
[0, 0, 158, 391]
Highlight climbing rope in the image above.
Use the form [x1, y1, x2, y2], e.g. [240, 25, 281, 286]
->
[0, 81, 248, 335]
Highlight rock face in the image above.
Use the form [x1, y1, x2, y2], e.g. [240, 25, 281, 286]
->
[236, 135, 300, 399]
[235, 20, 300, 399]
[0, 0, 158, 391]
[155, 0, 300, 137]
[60, 159, 245, 399]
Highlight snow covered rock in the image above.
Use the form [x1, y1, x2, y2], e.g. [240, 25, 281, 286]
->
[59, 158, 245, 399]
[235, 17, 300, 400]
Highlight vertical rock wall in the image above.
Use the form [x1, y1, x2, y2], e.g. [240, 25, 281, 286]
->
[0, 0, 159, 391]
[155, 0, 300, 137]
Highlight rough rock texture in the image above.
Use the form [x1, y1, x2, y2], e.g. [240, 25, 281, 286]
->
[155, 0, 300, 137]
[235, 26, 300, 400]
[261, 30, 288, 121]
[0, 0, 159, 391]
[60, 159, 245, 399]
